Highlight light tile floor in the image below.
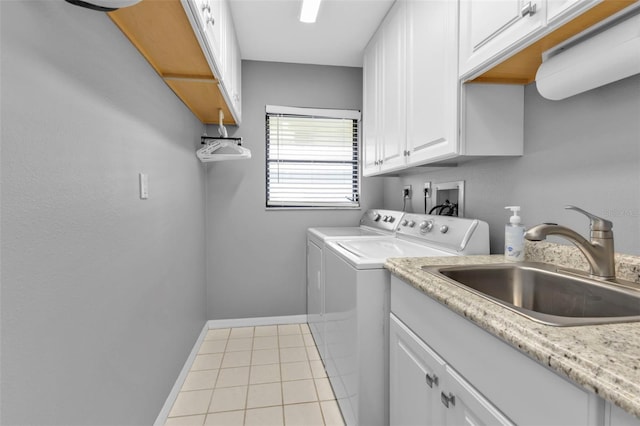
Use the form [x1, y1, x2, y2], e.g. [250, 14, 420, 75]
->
[164, 323, 345, 426]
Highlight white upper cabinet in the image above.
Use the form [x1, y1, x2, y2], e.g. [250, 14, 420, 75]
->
[459, 0, 547, 78]
[363, 0, 523, 177]
[182, 0, 242, 123]
[458, 0, 630, 83]
[362, 0, 406, 175]
[380, 0, 406, 173]
[362, 32, 382, 174]
[405, 0, 458, 165]
[200, 0, 224, 67]
[222, 0, 242, 121]
[546, 0, 599, 24]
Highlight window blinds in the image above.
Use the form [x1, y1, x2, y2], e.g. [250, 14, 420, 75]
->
[266, 106, 361, 208]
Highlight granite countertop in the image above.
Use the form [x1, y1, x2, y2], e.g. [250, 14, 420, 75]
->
[384, 241, 640, 419]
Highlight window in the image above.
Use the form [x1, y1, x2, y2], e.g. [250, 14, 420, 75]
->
[266, 105, 361, 209]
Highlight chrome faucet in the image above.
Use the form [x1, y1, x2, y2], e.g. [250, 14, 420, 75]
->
[524, 205, 615, 280]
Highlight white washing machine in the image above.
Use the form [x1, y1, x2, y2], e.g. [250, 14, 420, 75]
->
[324, 214, 490, 426]
[306, 210, 404, 362]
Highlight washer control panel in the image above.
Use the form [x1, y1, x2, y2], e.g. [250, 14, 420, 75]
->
[397, 213, 489, 254]
[360, 209, 405, 232]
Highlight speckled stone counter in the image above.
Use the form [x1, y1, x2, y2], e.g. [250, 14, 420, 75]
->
[384, 241, 640, 419]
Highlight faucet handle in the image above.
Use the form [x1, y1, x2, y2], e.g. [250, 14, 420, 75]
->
[565, 205, 612, 232]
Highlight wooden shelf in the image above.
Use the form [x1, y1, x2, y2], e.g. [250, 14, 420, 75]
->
[108, 0, 235, 124]
[471, 0, 637, 84]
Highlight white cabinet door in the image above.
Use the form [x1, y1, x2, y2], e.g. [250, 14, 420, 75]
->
[443, 366, 515, 426]
[215, 0, 242, 122]
[390, 315, 446, 426]
[185, 0, 223, 74]
[182, 0, 242, 123]
[406, 0, 459, 164]
[205, 0, 223, 66]
[607, 402, 640, 426]
[547, 0, 600, 24]
[379, 0, 406, 173]
[459, 0, 546, 78]
[390, 314, 514, 426]
[233, 40, 241, 119]
[362, 36, 381, 176]
[217, 0, 230, 83]
[362, 0, 523, 175]
[227, 29, 242, 120]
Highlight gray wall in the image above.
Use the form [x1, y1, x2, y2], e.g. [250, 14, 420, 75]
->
[1, 2, 207, 424]
[205, 60, 384, 320]
[384, 75, 640, 255]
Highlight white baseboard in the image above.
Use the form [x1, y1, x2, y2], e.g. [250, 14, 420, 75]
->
[153, 314, 308, 425]
[206, 314, 308, 329]
[153, 322, 209, 426]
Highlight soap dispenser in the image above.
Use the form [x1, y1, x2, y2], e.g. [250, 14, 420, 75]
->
[505, 206, 525, 262]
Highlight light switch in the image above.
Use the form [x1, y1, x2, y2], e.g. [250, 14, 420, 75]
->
[139, 173, 149, 199]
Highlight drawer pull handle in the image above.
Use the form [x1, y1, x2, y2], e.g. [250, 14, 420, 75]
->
[441, 392, 455, 408]
[425, 373, 439, 388]
[521, 2, 537, 17]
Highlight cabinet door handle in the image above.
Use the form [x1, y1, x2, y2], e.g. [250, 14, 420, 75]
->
[425, 373, 439, 388]
[441, 392, 455, 408]
[521, 1, 537, 17]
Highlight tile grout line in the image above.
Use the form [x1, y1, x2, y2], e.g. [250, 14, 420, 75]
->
[202, 335, 224, 417]
[165, 323, 344, 426]
[242, 328, 255, 424]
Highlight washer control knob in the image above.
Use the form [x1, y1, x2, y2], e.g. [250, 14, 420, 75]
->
[388, 216, 395, 223]
[373, 212, 381, 221]
[440, 225, 449, 234]
[408, 220, 416, 227]
[382, 215, 389, 222]
[401, 219, 409, 226]
[419, 220, 434, 232]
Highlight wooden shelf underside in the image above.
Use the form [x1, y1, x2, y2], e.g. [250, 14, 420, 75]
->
[108, 0, 235, 124]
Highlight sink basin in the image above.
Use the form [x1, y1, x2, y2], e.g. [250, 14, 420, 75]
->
[423, 262, 640, 326]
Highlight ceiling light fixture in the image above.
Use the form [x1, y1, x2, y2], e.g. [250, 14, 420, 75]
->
[300, 0, 322, 23]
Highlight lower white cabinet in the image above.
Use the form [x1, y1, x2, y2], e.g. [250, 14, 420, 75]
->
[391, 275, 605, 426]
[608, 403, 640, 426]
[390, 314, 446, 425]
[390, 314, 513, 426]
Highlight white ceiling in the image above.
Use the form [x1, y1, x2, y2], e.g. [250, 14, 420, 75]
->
[228, 0, 395, 68]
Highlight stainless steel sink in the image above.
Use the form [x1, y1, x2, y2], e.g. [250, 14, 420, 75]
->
[423, 262, 640, 326]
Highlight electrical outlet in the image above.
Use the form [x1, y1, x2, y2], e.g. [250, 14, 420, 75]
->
[403, 185, 412, 199]
[424, 181, 431, 198]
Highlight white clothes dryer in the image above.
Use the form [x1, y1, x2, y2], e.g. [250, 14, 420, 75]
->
[324, 214, 490, 426]
[306, 210, 404, 361]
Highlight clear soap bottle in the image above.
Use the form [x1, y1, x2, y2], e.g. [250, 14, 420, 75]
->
[505, 206, 525, 262]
